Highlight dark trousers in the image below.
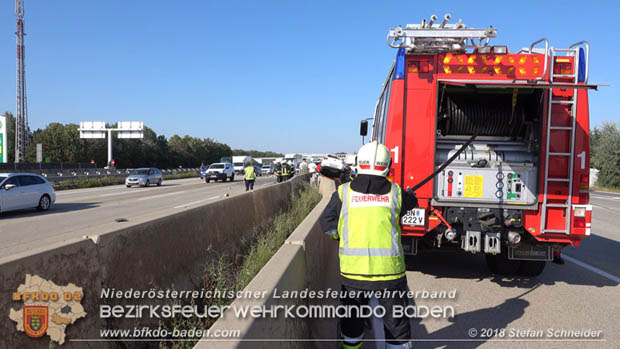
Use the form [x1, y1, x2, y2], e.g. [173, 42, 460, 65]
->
[244, 179, 255, 191]
[340, 284, 411, 345]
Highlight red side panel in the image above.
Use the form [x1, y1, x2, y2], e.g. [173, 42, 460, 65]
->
[384, 80, 405, 185]
[400, 56, 438, 235]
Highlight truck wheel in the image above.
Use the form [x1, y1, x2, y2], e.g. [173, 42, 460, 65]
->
[485, 251, 521, 275]
[516, 261, 547, 277]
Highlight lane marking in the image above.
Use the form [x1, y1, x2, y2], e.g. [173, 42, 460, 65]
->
[562, 254, 620, 284]
[137, 191, 186, 201]
[99, 191, 143, 198]
[174, 196, 219, 209]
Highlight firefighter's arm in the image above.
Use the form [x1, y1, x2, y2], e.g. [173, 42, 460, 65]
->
[400, 187, 418, 217]
[319, 191, 342, 240]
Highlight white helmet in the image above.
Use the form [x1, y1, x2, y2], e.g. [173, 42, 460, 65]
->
[281, 160, 287, 164]
[356, 141, 391, 177]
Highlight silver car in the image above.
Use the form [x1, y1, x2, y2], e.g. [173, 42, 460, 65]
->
[125, 168, 163, 187]
[0, 173, 56, 213]
[261, 164, 274, 175]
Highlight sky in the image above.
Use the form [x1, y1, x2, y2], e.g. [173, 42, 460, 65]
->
[0, 0, 618, 154]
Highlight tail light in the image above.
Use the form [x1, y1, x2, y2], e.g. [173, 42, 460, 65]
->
[553, 58, 573, 75]
[573, 206, 586, 228]
[579, 174, 589, 203]
[579, 174, 589, 189]
[574, 216, 586, 228]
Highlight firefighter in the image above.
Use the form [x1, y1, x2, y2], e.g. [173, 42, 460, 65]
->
[319, 141, 418, 349]
[287, 160, 295, 180]
[279, 160, 289, 182]
[244, 161, 256, 191]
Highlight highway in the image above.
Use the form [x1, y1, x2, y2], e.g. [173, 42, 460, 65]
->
[2, 179, 618, 348]
[401, 191, 620, 348]
[0, 176, 276, 258]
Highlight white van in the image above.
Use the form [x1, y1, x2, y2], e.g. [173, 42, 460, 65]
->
[232, 156, 252, 174]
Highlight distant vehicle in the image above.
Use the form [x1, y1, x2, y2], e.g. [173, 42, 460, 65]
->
[205, 163, 234, 183]
[261, 164, 274, 175]
[253, 164, 263, 177]
[285, 153, 302, 169]
[0, 173, 56, 213]
[125, 168, 163, 187]
[232, 156, 252, 174]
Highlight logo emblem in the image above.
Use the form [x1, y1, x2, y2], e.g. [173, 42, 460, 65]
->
[23, 306, 48, 338]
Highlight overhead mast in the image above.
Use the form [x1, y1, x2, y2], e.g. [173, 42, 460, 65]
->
[15, 0, 29, 163]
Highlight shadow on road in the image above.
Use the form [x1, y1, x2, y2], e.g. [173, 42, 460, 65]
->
[409, 295, 531, 349]
[361, 282, 534, 349]
[563, 233, 620, 280]
[0, 202, 99, 219]
[405, 248, 618, 288]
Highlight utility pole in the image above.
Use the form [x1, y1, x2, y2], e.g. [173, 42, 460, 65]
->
[15, 0, 29, 163]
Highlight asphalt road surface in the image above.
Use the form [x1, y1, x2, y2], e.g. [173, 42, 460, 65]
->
[395, 191, 620, 349]
[0, 176, 276, 258]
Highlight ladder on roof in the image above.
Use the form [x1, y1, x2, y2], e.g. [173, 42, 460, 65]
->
[540, 42, 589, 234]
[387, 14, 497, 53]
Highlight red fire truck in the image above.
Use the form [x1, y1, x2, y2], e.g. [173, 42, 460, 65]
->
[364, 14, 595, 276]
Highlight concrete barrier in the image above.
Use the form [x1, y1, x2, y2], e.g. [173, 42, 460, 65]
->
[200, 178, 340, 349]
[0, 175, 309, 349]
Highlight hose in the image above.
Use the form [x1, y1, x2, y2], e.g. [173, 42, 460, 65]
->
[443, 95, 524, 137]
[409, 131, 478, 192]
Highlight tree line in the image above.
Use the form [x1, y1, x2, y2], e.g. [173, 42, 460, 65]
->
[1, 112, 277, 169]
[590, 121, 620, 188]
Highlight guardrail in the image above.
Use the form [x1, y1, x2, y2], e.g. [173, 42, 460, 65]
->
[1, 167, 201, 182]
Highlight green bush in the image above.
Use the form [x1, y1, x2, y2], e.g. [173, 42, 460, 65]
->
[591, 122, 620, 188]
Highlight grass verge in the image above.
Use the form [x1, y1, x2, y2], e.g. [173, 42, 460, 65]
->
[52, 172, 200, 190]
[158, 182, 321, 349]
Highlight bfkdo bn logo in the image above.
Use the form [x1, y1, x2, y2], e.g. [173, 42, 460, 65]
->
[9, 274, 87, 345]
[23, 305, 48, 337]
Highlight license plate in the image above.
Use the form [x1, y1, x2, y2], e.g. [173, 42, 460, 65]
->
[508, 245, 552, 261]
[401, 208, 425, 226]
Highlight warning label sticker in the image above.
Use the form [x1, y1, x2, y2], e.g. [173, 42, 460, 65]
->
[464, 175, 484, 198]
